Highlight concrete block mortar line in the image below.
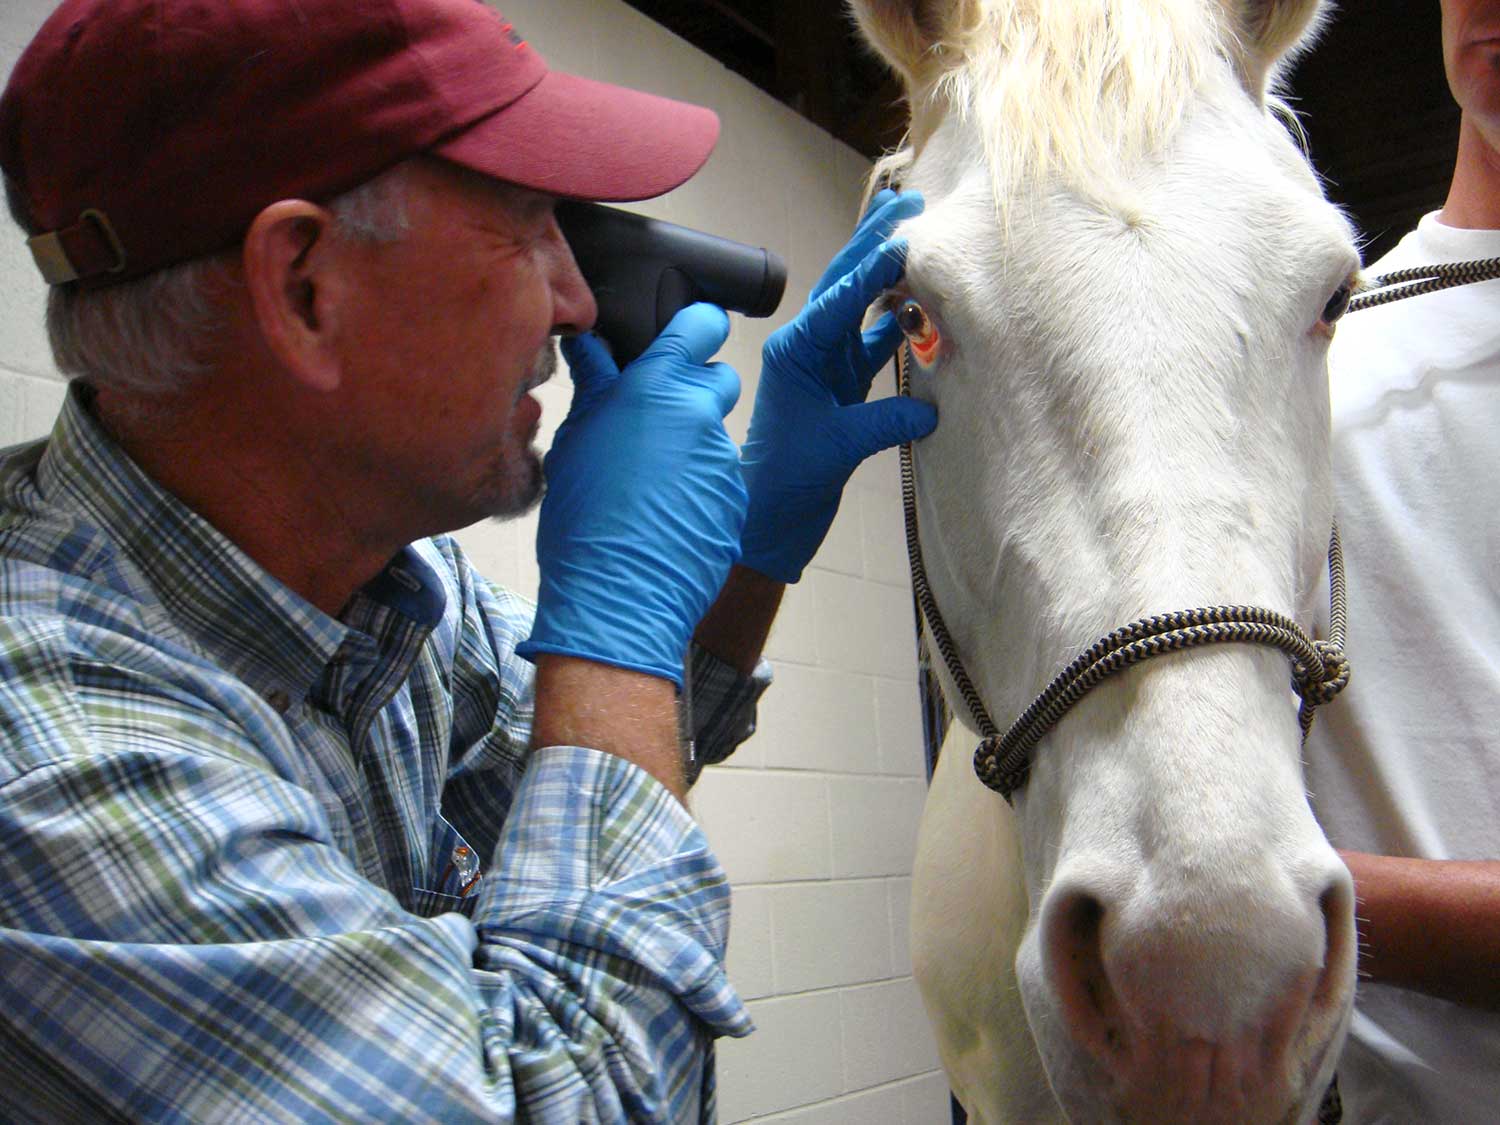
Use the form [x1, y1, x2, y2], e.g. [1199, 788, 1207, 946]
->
[728, 876, 901, 892]
[804, 558, 917, 594]
[736, 1070, 951, 1124]
[0, 356, 59, 384]
[741, 973, 922, 1005]
[863, 573, 922, 595]
[755, 653, 822, 671]
[0, 363, 47, 382]
[757, 660, 920, 706]
[730, 874, 902, 893]
[702, 765, 910, 783]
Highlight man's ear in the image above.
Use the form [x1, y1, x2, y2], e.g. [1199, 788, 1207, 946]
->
[241, 200, 346, 393]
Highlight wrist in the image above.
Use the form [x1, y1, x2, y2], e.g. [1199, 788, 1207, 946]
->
[532, 654, 687, 801]
[520, 576, 698, 688]
[738, 500, 838, 584]
[694, 564, 786, 674]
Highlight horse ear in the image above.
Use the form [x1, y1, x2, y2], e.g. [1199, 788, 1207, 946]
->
[847, 0, 981, 93]
[1222, 0, 1329, 99]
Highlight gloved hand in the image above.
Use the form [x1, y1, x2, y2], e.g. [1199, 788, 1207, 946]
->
[518, 303, 747, 688]
[738, 189, 937, 583]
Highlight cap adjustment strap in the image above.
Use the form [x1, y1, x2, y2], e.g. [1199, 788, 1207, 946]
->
[27, 208, 128, 285]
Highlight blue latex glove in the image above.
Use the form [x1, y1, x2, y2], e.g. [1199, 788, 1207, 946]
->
[518, 303, 747, 687]
[738, 190, 937, 583]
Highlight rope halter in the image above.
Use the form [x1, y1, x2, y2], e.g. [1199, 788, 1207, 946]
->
[971, 592, 1352, 798]
[898, 254, 1500, 803]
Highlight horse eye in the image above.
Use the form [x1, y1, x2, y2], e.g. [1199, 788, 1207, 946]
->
[896, 299, 942, 364]
[897, 300, 930, 337]
[1321, 282, 1353, 326]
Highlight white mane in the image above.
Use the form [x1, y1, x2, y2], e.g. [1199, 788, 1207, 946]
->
[870, 0, 1313, 213]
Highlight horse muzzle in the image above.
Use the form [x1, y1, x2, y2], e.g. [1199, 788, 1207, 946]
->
[1019, 851, 1357, 1125]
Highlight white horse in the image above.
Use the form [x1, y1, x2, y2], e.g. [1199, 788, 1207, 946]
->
[849, 1, 1360, 1121]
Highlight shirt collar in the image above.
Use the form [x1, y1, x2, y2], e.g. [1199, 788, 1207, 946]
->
[35, 385, 447, 708]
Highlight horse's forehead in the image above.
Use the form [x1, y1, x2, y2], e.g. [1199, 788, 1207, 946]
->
[901, 102, 1349, 314]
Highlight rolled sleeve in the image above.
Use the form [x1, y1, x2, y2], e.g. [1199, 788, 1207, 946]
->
[0, 664, 749, 1124]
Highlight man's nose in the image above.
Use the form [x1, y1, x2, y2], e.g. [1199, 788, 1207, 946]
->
[549, 220, 598, 336]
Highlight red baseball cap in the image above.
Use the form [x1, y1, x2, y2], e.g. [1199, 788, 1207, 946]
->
[0, 0, 720, 288]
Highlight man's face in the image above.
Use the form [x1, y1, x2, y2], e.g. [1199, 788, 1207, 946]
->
[328, 159, 596, 539]
[1441, 0, 1500, 132]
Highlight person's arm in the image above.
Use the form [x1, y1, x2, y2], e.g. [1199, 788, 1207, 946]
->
[532, 653, 686, 799]
[523, 193, 938, 794]
[1340, 849, 1500, 1010]
[0, 621, 749, 1123]
[688, 198, 938, 719]
[693, 564, 785, 676]
[517, 304, 747, 787]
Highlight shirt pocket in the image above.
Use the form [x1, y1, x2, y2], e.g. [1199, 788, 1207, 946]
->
[411, 813, 484, 919]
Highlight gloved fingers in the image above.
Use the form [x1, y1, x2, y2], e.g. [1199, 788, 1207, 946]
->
[811, 190, 924, 300]
[824, 309, 898, 406]
[866, 187, 898, 214]
[849, 311, 905, 402]
[839, 395, 939, 462]
[801, 238, 909, 361]
[638, 302, 731, 367]
[704, 360, 743, 418]
[560, 333, 621, 414]
[853, 188, 923, 246]
[825, 344, 863, 407]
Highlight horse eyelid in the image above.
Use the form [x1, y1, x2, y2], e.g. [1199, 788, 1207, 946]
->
[1321, 275, 1358, 325]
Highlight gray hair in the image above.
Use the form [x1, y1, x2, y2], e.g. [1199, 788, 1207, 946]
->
[3, 162, 418, 396]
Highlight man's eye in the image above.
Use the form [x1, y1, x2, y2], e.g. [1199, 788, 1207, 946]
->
[897, 299, 942, 364]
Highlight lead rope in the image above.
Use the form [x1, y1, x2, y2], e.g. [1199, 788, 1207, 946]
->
[895, 347, 1349, 801]
[1347, 256, 1500, 312]
[896, 252, 1500, 802]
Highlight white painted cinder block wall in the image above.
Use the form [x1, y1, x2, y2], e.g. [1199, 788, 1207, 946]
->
[0, 1, 948, 1120]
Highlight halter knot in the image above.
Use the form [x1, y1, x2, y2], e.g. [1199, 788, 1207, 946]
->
[973, 736, 1029, 798]
[1294, 641, 1351, 707]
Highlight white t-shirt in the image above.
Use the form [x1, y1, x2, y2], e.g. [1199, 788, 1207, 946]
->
[1305, 212, 1500, 1123]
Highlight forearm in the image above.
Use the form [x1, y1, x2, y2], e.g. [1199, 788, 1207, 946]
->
[1, 753, 744, 1122]
[524, 569, 779, 799]
[531, 653, 687, 801]
[1340, 850, 1500, 1010]
[693, 563, 785, 675]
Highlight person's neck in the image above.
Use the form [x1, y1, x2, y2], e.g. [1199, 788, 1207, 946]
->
[92, 381, 399, 619]
[1440, 114, 1500, 231]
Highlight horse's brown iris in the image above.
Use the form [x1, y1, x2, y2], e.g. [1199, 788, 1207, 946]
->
[897, 299, 941, 365]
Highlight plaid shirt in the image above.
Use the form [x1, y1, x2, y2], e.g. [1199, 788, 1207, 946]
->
[0, 387, 762, 1123]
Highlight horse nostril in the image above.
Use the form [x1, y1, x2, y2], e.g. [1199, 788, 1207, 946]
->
[1043, 887, 1125, 1058]
[1313, 866, 1357, 1009]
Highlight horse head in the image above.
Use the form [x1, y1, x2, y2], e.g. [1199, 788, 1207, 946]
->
[850, 1, 1359, 1121]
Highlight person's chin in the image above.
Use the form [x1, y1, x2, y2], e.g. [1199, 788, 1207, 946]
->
[485, 451, 544, 521]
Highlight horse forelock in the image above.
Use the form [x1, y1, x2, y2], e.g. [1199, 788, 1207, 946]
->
[887, 0, 1240, 210]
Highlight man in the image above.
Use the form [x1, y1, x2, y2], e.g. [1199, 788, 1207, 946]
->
[0, 0, 936, 1120]
[1306, 0, 1500, 1119]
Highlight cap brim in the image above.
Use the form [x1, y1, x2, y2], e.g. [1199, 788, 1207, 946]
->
[432, 70, 719, 202]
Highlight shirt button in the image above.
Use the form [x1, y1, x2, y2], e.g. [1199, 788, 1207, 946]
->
[265, 689, 292, 713]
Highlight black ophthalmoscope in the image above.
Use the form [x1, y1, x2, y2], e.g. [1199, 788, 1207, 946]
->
[556, 202, 788, 366]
